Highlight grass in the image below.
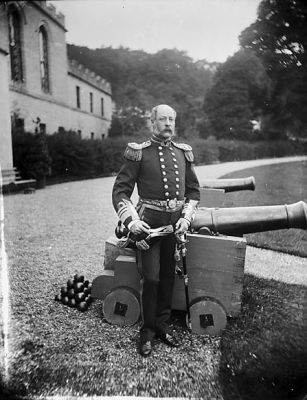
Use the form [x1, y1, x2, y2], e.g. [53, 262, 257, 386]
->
[220, 161, 307, 258]
[219, 161, 307, 399]
[1, 162, 307, 399]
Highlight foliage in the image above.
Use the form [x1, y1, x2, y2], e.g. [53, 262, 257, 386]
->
[67, 45, 216, 138]
[202, 50, 271, 140]
[47, 130, 98, 179]
[109, 107, 150, 138]
[12, 127, 51, 180]
[13, 125, 307, 183]
[239, 0, 307, 139]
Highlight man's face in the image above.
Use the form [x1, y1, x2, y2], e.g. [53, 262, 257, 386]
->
[153, 105, 176, 139]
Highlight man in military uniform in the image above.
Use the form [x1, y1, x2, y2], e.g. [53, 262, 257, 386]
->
[112, 104, 200, 357]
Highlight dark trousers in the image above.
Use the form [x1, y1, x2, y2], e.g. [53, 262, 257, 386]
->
[137, 206, 181, 343]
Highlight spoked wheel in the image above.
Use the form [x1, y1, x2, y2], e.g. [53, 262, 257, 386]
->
[103, 287, 140, 326]
[187, 296, 227, 335]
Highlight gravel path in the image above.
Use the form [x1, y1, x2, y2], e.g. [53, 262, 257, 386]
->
[1, 155, 307, 399]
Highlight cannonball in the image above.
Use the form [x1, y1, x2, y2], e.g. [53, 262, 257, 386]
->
[74, 274, 84, 283]
[83, 287, 90, 296]
[75, 292, 85, 303]
[77, 301, 88, 312]
[61, 286, 68, 296]
[85, 295, 93, 305]
[61, 296, 69, 306]
[67, 288, 75, 299]
[54, 294, 61, 302]
[68, 298, 76, 308]
[74, 282, 84, 293]
[67, 279, 74, 288]
[83, 280, 90, 288]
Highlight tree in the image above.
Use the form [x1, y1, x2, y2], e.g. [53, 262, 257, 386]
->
[68, 45, 215, 138]
[239, 0, 307, 139]
[202, 50, 270, 140]
[109, 106, 150, 138]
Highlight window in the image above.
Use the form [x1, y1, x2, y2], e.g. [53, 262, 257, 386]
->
[76, 86, 81, 108]
[77, 130, 82, 137]
[101, 98, 104, 116]
[39, 123, 46, 134]
[38, 26, 49, 92]
[91, 132, 95, 140]
[101, 133, 105, 139]
[8, 7, 23, 82]
[90, 92, 93, 113]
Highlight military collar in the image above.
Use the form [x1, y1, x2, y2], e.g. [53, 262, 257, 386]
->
[150, 134, 172, 147]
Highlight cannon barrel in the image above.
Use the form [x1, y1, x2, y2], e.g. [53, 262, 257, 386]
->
[191, 201, 307, 236]
[200, 176, 255, 192]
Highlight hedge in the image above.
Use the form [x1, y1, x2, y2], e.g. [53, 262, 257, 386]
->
[11, 129, 307, 183]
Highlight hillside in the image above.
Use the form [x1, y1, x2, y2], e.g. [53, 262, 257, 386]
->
[67, 44, 217, 137]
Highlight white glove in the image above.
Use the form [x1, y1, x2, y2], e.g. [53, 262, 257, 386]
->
[129, 220, 150, 235]
[136, 240, 150, 251]
[175, 218, 190, 234]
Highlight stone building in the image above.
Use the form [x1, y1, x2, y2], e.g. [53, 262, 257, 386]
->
[0, 1, 113, 183]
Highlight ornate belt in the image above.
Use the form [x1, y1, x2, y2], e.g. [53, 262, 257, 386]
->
[139, 198, 185, 211]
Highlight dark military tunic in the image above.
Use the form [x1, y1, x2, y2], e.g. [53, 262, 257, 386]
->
[112, 136, 200, 343]
[112, 138, 200, 226]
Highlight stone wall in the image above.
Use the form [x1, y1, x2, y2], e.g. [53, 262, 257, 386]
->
[10, 89, 111, 138]
[0, 50, 13, 172]
[0, 1, 113, 178]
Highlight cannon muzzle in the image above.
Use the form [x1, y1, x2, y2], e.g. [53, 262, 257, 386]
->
[192, 201, 307, 236]
[200, 176, 255, 192]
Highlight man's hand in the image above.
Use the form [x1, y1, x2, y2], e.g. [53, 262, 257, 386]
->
[136, 240, 150, 250]
[129, 220, 150, 236]
[175, 218, 190, 234]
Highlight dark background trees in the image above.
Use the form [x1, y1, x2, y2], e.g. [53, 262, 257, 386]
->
[239, 0, 307, 140]
[201, 0, 307, 141]
[68, 45, 216, 138]
[68, 0, 307, 143]
[201, 50, 270, 140]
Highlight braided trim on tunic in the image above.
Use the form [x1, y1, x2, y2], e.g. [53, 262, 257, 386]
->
[172, 142, 194, 162]
[124, 140, 152, 161]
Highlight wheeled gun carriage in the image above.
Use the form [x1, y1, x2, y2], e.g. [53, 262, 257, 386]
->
[92, 177, 307, 335]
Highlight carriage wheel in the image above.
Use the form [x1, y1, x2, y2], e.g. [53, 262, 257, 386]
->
[188, 296, 227, 335]
[103, 287, 140, 326]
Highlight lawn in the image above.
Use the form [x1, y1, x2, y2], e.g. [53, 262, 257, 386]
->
[220, 161, 307, 258]
[1, 161, 307, 400]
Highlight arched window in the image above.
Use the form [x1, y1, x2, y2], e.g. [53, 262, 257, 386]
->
[38, 26, 49, 92]
[8, 7, 23, 82]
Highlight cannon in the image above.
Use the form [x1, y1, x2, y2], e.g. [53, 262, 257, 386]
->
[192, 201, 307, 236]
[199, 176, 255, 207]
[92, 201, 307, 336]
[201, 176, 255, 192]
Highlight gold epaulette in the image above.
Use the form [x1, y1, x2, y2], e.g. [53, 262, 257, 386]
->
[124, 140, 152, 161]
[172, 142, 194, 162]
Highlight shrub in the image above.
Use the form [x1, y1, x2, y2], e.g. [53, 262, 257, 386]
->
[12, 127, 51, 181]
[12, 127, 307, 184]
[47, 131, 98, 179]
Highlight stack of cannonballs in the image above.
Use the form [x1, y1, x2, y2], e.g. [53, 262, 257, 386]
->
[55, 274, 93, 312]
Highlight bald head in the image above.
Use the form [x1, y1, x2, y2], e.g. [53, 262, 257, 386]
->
[150, 104, 176, 140]
[151, 104, 176, 123]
